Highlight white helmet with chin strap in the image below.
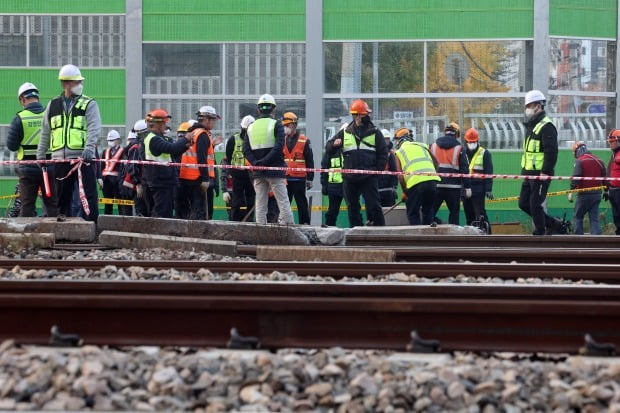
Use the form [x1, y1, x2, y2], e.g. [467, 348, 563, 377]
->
[525, 90, 546, 106]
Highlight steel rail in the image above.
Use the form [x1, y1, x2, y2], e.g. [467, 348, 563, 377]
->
[1, 259, 618, 282]
[1, 280, 619, 353]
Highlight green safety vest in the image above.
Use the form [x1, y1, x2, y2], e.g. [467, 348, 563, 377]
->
[143, 132, 171, 163]
[468, 147, 486, 174]
[342, 130, 376, 153]
[395, 141, 440, 189]
[16, 109, 44, 160]
[231, 133, 247, 167]
[49, 95, 93, 152]
[521, 116, 552, 171]
[328, 154, 344, 184]
[247, 118, 277, 150]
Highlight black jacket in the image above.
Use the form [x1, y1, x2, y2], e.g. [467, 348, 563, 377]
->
[320, 148, 344, 197]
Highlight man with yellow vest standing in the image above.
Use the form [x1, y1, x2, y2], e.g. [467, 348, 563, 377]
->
[242, 94, 294, 225]
[7, 82, 58, 217]
[394, 128, 440, 225]
[37, 64, 99, 221]
[518, 90, 566, 235]
[282, 112, 314, 225]
[178, 106, 219, 220]
[141, 108, 190, 218]
[462, 128, 494, 233]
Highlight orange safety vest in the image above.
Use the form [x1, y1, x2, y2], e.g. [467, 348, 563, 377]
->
[283, 134, 307, 178]
[179, 128, 215, 180]
[102, 146, 124, 177]
[430, 143, 461, 171]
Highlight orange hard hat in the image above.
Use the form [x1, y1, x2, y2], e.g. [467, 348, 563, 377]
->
[146, 108, 171, 124]
[572, 140, 586, 153]
[349, 99, 371, 116]
[608, 129, 620, 142]
[282, 112, 298, 125]
[394, 128, 412, 140]
[572, 140, 587, 158]
[464, 128, 479, 142]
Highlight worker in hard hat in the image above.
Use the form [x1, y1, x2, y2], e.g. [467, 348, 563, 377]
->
[100, 129, 126, 215]
[321, 123, 349, 227]
[225, 115, 256, 221]
[325, 99, 388, 227]
[177, 106, 220, 220]
[430, 122, 471, 226]
[242, 94, 294, 225]
[569, 141, 605, 235]
[37, 64, 100, 221]
[141, 108, 191, 218]
[122, 119, 150, 216]
[518, 90, 567, 235]
[462, 128, 494, 233]
[7, 82, 59, 217]
[377, 128, 398, 207]
[282, 111, 314, 225]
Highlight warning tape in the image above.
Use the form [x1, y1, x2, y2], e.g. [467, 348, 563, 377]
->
[488, 185, 606, 203]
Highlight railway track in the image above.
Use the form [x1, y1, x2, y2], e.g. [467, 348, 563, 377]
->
[2, 259, 620, 282]
[1, 280, 618, 353]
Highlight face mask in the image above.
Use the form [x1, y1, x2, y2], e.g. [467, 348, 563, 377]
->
[284, 126, 293, 136]
[524, 107, 537, 121]
[108, 140, 119, 148]
[71, 83, 83, 96]
[467, 142, 478, 151]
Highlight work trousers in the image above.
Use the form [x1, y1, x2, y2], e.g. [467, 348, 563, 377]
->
[148, 185, 174, 218]
[102, 175, 131, 215]
[433, 187, 461, 225]
[343, 176, 384, 227]
[253, 177, 294, 225]
[573, 191, 602, 235]
[463, 193, 490, 223]
[518, 179, 562, 234]
[231, 175, 255, 222]
[176, 179, 207, 220]
[287, 179, 310, 225]
[608, 187, 620, 235]
[405, 180, 437, 225]
[18, 169, 58, 217]
[55, 161, 98, 222]
[379, 188, 396, 207]
[325, 193, 344, 226]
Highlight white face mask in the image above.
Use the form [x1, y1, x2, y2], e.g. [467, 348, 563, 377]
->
[467, 142, 478, 151]
[524, 107, 537, 121]
[71, 83, 83, 96]
[284, 126, 293, 136]
[108, 140, 119, 148]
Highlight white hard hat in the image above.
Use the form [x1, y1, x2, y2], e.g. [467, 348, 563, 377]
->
[133, 119, 148, 133]
[240, 115, 255, 129]
[126, 131, 137, 142]
[381, 129, 392, 139]
[106, 130, 121, 141]
[525, 90, 546, 106]
[196, 105, 221, 119]
[257, 94, 276, 106]
[17, 82, 39, 99]
[58, 64, 85, 81]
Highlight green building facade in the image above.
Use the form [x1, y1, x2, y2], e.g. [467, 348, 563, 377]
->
[0, 0, 618, 227]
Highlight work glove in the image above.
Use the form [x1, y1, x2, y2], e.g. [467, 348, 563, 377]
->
[81, 148, 94, 162]
[603, 190, 610, 202]
[567, 193, 573, 203]
[136, 184, 144, 199]
[321, 186, 328, 196]
[485, 191, 494, 200]
[200, 181, 209, 193]
[97, 178, 103, 189]
[223, 192, 231, 204]
[464, 188, 472, 199]
[401, 192, 408, 201]
[306, 180, 313, 190]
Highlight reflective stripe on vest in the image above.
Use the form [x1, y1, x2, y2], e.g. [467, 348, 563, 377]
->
[430, 143, 461, 170]
[521, 116, 552, 171]
[342, 131, 376, 153]
[49, 95, 93, 152]
[144, 132, 171, 163]
[16, 109, 44, 160]
[179, 128, 215, 180]
[231, 133, 247, 167]
[247, 118, 277, 150]
[284, 134, 308, 178]
[468, 147, 486, 174]
[103, 146, 124, 177]
[396, 142, 440, 189]
[328, 154, 344, 184]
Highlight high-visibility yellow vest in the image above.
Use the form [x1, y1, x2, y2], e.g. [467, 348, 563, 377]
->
[247, 118, 277, 150]
[143, 132, 171, 163]
[16, 109, 44, 160]
[231, 133, 247, 167]
[521, 116, 552, 171]
[396, 141, 440, 189]
[342, 131, 376, 153]
[328, 154, 343, 184]
[48, 95, 93, 151]
[468, 147, 486, 174]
